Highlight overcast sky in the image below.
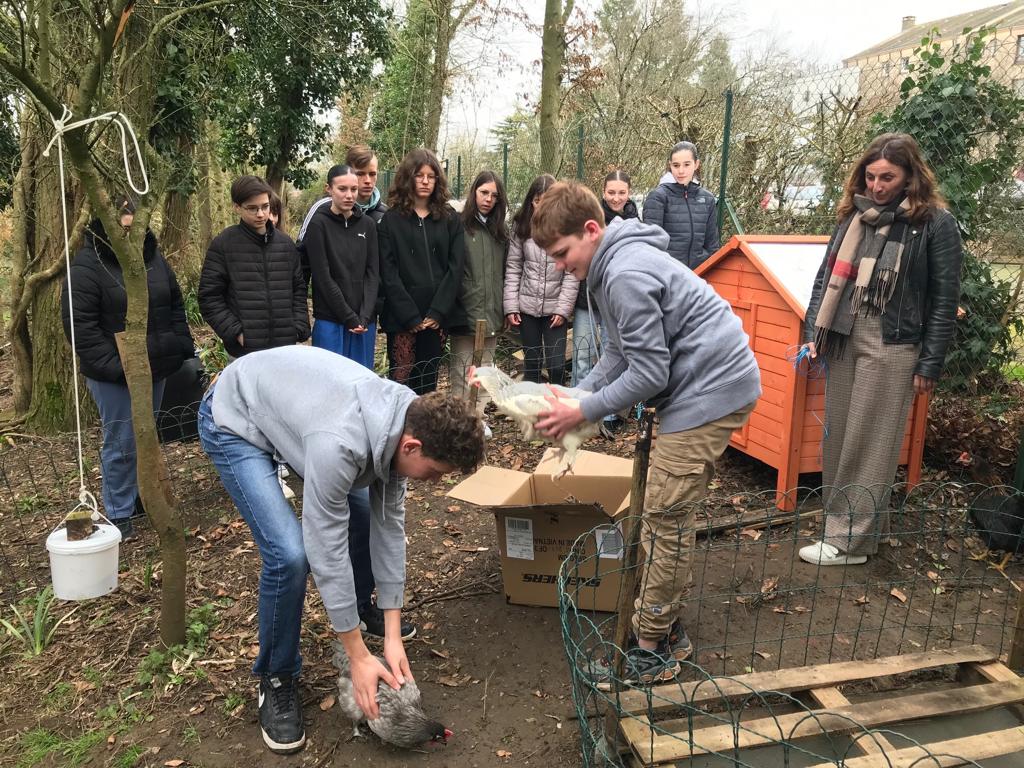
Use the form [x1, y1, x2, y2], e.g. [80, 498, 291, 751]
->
[440, 0, 1002, 145]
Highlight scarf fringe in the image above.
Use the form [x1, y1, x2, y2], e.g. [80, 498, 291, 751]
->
[814, 327, 848, 361]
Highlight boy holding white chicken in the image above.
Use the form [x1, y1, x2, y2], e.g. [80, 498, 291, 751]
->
[533, 181, 761, 686]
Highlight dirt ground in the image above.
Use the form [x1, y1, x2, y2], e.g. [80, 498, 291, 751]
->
[1, 392, 1021, 768]
[0, 409, 745, 768]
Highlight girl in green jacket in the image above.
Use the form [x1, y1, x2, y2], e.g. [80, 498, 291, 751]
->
[448, 171, 510, 437]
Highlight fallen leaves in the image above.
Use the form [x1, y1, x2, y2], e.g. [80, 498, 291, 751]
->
[437, 673, 472, 687]
[890, 587, 908, 603]
[497, 749, 513, 759]
[854, 595, 870, 606]
[319, 695, 335, 711]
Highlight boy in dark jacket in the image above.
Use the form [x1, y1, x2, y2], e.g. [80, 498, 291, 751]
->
[61, 202, 194, 539]
[199, 175, 310, 358]
[533, 181, 760, 688]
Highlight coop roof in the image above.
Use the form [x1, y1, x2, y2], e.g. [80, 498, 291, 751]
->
[697, 235, 830, 317]
[845, 1, 1024, 63]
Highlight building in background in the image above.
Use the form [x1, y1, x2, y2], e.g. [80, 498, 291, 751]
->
[844, 2, 1024, 108]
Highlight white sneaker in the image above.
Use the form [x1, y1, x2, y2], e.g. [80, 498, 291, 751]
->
[798, 541, 867, 566]
[483, 422, 493, 440]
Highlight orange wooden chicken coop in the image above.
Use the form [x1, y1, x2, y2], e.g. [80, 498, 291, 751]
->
[695, 234, 928, 510]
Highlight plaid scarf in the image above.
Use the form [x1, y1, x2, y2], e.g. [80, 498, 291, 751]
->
[813, 195, 911, 357]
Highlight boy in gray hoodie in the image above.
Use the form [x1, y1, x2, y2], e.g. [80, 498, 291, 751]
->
[198, 346, 483, 753]
[533, 182, 760, 687]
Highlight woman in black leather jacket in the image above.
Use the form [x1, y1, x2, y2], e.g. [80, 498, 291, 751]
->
[798, 133, 962, 567]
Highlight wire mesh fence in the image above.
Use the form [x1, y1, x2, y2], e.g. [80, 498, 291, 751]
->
[559, 482, 1024, 767]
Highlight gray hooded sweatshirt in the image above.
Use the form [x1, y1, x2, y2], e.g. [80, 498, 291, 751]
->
[210, 345, 417, 633]
[579, 217, 761, 433]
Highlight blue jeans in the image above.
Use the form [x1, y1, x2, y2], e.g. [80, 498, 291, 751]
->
[198, 389, 374, 676]
[312, 318, 378, 371]
[571, 308, 598, 387]
[86, 377, 166, 520]
[569, 313, 618, 424]
[199, 389, 307, 676]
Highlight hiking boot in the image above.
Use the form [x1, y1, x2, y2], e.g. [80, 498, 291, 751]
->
[627, 645, 680, 685]
[112, 518, 138, 542]
[584, 643, 679, 691]
[667, 620, 693, 662]
[258, 674, 306, 754]
[358, 603, 417, 642]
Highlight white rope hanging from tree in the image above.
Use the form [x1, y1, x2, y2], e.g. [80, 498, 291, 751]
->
[42, 105, 150, 519]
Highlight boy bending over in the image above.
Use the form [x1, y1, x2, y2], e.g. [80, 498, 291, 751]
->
[199, 346, 484, 752]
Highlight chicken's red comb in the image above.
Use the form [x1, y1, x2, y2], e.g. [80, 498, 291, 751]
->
[444, 728, 453, 740]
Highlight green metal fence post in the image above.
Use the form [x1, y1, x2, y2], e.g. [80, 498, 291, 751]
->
[456, 155, 463, 198]
[576, 125, 584, 181]
[503, 142, 509, 189]
[717, 88, 733, 234]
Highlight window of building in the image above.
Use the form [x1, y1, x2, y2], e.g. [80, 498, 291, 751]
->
[1014, 78, 1024, 98]
[900, 57, 910, 72]
[883, 61, 892, 75]
[1017, 34, 1024, 62]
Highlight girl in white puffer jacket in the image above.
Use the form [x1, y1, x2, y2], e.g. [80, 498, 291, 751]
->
[503, 174, 579, 385]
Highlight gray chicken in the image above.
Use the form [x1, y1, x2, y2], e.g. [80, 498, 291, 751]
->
[332, 643, 451, 749]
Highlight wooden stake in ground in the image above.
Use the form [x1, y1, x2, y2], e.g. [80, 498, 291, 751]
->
[467, 319, 487, 412]
[602, 408, 656, 751]
[1010, 583, 1024, 671]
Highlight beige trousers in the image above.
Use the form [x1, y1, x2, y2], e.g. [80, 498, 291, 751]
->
[632, 402, 754, 641]
[822, 313, 919, 555]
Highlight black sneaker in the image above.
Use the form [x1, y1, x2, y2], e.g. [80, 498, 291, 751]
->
[258, 675, 306, 754]
[113, 518, 138, 542]
[358, 603, 417, 641]
[668, 620, 693, 662]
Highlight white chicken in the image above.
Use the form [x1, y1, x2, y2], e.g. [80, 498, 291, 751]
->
[467, 365, 601, 475]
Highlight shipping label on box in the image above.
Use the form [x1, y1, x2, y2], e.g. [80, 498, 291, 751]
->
[449, 449, 634, 612]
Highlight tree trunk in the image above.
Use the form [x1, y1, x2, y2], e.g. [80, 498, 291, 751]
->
[17, 120, 84, 432]
[160, 135, 197, 285]
[539, 0, 573, 173]
[6, 107, 38, 417]
[423, 0, 454, 150]
[108, 7, 188, 648]
[197, 123, 214, 257]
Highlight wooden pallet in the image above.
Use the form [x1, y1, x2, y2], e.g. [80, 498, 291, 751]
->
[616, 645, 1024, 767]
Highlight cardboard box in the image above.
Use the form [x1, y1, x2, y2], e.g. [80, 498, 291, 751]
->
[448, 448, 633, 611]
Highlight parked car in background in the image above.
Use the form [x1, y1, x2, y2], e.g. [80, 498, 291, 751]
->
[764, 184, 824, 214]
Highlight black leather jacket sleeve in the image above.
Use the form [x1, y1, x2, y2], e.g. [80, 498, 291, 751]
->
[914, 209, 962, 381]
[803, 228, 840, 344]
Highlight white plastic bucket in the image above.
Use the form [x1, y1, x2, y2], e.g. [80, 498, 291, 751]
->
[46, 523, 122, 600]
